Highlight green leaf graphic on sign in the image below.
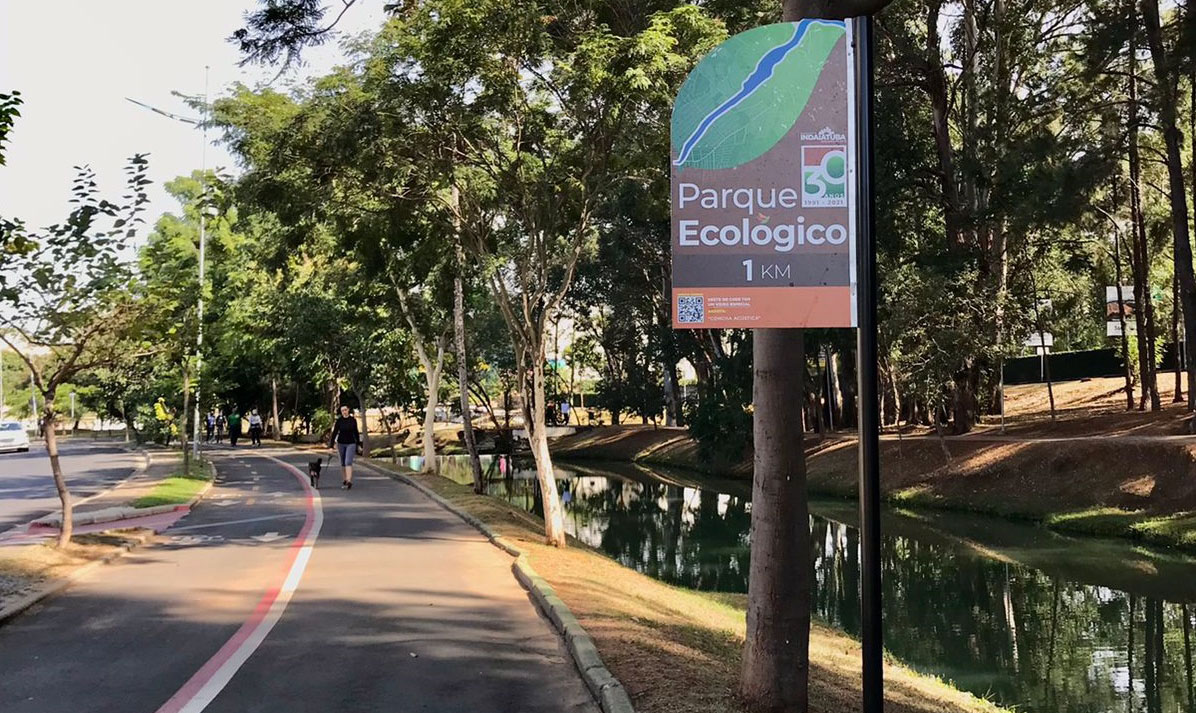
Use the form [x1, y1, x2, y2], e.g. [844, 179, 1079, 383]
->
[671, 21, 845, 170]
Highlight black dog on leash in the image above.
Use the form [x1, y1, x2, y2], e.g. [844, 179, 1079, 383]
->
[308, 458, 323, 488]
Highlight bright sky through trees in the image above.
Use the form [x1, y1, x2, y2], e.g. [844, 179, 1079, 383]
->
[0, 1, 384, 233]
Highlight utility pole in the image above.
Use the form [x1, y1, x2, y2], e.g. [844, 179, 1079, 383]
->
[192, 66, 210, 461]
[126, 66, 211, 461]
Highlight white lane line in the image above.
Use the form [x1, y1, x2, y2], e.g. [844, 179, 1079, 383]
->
[169, 513, 305, 533]
[154, 456, 323, 713]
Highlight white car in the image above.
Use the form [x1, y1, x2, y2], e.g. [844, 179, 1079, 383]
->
[0, 421, 31, 453]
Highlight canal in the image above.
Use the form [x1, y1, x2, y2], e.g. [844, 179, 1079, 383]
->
[397, 454, 1196, 713]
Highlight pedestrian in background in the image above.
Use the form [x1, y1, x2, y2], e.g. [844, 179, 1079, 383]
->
[228, 408, 242, 447]
[205, 410, 215, 443]
[215, 411, 226, 444]
[248, 409, 263, 446]
[329, 404, 361, 490]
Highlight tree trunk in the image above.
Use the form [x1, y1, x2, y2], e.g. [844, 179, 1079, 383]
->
[739, 329, 810, 712]
[835, 346, 857, 427]
[357, 388, 370, 457]
[1174, 274, 1184, 402]
[121, 398, 130, 443]
[1128, 39, 1161, 411]
[951, 365, 976, 434]
[181, 363, 191, 476]
[662, 359, 681, 427]
[1115, 240, 1136, 410]
[924, 0, 966, 251]
[826, 347, 842, 428]
[1142, 0, 1196, 412]
[529, 351, 567, 547]
[453, 226, 484, 494]
[43, 409, 72, 547]
[272, 376, 282, 439]
[422, 356, 442, 474]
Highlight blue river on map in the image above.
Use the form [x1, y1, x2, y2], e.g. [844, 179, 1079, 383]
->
[674, 19, 839, 167]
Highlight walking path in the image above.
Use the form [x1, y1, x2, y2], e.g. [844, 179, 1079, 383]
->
[0, 446, 598, 713]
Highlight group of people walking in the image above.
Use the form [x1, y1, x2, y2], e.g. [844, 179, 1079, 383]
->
[192, 400, 362, 491]
[203, 408, 265, 447]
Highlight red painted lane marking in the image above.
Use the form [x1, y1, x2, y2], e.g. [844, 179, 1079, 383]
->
[154, 456, 323, 713]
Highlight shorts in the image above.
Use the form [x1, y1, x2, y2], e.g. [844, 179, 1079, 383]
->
[338, 443, 357, 466]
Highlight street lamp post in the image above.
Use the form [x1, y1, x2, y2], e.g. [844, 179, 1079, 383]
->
[127, 67, 210, 461]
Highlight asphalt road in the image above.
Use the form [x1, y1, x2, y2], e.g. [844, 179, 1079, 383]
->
[0, 439, 142, 531]
[0, 447, 599, 713]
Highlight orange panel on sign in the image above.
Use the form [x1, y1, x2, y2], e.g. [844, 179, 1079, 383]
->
[672, 287, 852, 328]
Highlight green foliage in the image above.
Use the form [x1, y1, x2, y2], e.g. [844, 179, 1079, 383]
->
[683, 332, 752, 465]
[0, 90, 20, 166]
[310, 407, 334, 437]
[0, 155, 153, 419]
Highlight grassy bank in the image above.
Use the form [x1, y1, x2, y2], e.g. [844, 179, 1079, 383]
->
[807, 436, 1196, 550]
[368, 458, 1005, 713]
[551, 426, 1196, 551]
[550, 425, 748, 476]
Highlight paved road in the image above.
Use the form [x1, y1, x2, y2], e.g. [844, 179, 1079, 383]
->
[0, 447, 599, 713]
[0, 440, 142, 531]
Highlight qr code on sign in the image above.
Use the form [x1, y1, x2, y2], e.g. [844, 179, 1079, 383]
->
[677, 295, 704, 324]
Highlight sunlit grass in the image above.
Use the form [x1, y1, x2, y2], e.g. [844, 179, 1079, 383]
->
[1045, 507, 1196, 547]
[131, 468, 211, 509]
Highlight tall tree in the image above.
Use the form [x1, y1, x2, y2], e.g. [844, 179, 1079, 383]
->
[1140, 0, 1196, 411]
[0, 156, 152, 546]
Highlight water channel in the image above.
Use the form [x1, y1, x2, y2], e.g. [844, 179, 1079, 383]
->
[397, 453, 1196, 713]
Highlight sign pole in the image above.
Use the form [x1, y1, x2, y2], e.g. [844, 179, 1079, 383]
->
[852, 14, 883, 713]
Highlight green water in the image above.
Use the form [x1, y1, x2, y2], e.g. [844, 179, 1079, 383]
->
[401, 454, 1196, 713]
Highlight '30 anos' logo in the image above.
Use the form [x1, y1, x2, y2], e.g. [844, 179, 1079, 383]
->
[801, 145, 848, 208]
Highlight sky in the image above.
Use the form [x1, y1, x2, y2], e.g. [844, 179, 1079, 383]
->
[0, 1, 387, 234]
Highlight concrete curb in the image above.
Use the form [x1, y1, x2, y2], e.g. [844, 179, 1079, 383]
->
[360, 459, 635, 713]
[0, 530, 153, 627]
[32, 455, 216, 530]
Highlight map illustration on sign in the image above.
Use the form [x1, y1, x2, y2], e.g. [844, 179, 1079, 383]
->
[671, 20, 856, 329]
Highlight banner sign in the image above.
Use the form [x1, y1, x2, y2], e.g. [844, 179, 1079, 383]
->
[671, 20, 857, 328]
[1105, 286, 1137, 336]
[1024, 332, 1054, 348]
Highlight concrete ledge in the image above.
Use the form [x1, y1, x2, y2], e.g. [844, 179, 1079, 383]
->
[361, 459, 636, 713]
[32, 503, 187, 529]
[32, 457, 215, 530]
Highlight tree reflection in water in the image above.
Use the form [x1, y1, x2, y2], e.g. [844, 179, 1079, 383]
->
[422, 455, 1196, 713]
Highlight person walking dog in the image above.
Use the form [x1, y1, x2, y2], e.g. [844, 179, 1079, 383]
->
[329, 405, 361, 489]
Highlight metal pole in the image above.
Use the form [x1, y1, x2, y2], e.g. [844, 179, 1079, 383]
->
[70, 391, 75, 436]
[853, 15, 883, 713]
[192, 66, 209, 460]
